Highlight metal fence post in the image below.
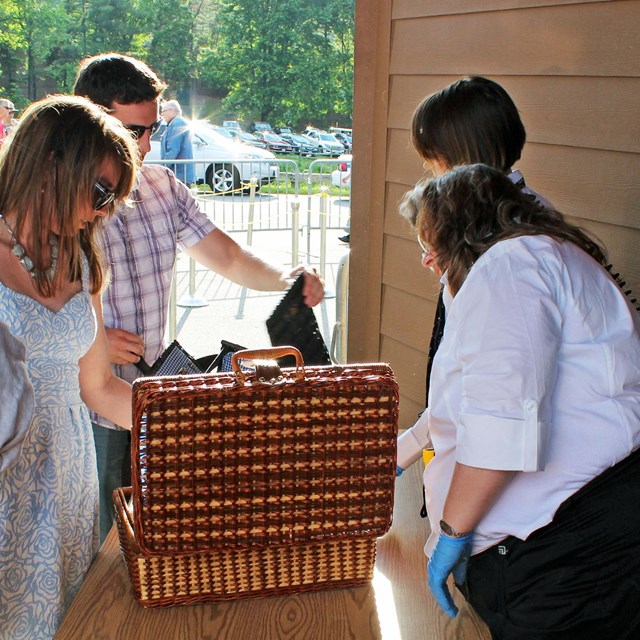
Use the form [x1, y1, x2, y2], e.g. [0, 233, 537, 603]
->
[246, 176, 257, 246]
[319, 190, 328, 278]
[177, 257, 209, 308]
[291, 199, 300, 267]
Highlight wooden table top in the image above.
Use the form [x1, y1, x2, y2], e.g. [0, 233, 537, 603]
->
[54, 464, 490, 640]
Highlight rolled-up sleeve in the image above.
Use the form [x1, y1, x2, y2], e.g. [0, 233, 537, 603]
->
[450, 243, 563, 472]
[397, 411, 432, 469]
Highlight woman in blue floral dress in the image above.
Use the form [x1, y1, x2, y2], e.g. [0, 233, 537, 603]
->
[0, 95, 139, 639]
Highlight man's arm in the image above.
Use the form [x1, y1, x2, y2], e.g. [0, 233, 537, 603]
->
[186, 227, 324, 306]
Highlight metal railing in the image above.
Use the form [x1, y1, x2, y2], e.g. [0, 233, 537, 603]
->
[146, 156, 350, 359]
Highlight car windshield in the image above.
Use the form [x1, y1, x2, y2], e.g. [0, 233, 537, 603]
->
[214, 127, 234, 138]
[319, 133, 339, 142]
[192, 126, 231, 146]
[264, 133, 281, 141]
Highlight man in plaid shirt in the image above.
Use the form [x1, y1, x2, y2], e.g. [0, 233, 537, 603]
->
[74, 53, 324, 542]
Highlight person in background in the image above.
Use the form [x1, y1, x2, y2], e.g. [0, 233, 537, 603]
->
[0, 98, 20, 138]
[398, 163, 640, 638]
[0, 95, 138, 639]
[397, 76, 554, 527]
[410, 76, 551, 409]
[73, 53, 325, 543]
[160, 98, 195, 185]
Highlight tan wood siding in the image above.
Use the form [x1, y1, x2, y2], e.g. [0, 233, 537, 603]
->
[349, 0, 393, 362]
[353, 0, 640, 433]
[390, 3, 640, 77]
[389, 75, 640, 154]
[380, 333, 428, 427]
[393, 0, 607, 19]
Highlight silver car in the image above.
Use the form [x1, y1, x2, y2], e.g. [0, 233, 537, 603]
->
[148, 121, 279, 193]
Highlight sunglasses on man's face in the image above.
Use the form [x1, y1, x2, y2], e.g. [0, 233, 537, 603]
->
[93, 180, 117, 211]
[124, 119, 163, 140]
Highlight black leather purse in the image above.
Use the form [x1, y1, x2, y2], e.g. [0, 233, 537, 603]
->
[266, 274, 331, 367]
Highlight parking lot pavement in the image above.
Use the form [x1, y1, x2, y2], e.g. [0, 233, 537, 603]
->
[169, 226, 349, 364]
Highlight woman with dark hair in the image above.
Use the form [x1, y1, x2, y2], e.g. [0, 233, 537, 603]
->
[0, 95, 138, 639]
[399, 164, 640, 638]
[408, 76, 552, 411]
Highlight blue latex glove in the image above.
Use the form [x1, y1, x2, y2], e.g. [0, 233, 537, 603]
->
[396, 465, 404, 477]
[427, 530, 474, 618]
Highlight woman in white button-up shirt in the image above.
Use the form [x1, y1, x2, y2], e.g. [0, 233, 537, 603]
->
[397, 163, 640, 639]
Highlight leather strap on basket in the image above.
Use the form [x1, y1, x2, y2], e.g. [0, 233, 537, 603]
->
[231, 346, 305, 382]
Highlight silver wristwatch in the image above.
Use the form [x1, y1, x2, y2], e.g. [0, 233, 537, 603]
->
[439, 519, 472, 538]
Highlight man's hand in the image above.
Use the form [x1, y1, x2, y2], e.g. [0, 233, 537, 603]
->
[104, 328, 145, 365]
[289, 266, 324, 307]
[427, 531, 474, 618]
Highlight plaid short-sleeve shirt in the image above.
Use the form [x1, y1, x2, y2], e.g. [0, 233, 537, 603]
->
[92, 164, 215, 430]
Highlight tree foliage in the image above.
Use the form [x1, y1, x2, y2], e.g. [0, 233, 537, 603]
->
[0, 0, 353, 128]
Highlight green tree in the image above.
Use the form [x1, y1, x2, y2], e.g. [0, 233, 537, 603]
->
[140, 0, 219, 108]
[210, 0, 353, 128]
[0, 0, 354, 127]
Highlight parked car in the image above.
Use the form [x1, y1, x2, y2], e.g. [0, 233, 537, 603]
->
[279, 133, 319, 156]
[253, 131, 295, 154]
[274, 126, 294, 135]
[148, 121, 278, 194]
[303, 129, 345, 156]
[227, 129, 268, 149]
[247, 121, 273, 134]
[331, 154, 352, 190]
[333, 132, 352, 153]
[210, 126, 235, 139]
[222, 120, 242, 132]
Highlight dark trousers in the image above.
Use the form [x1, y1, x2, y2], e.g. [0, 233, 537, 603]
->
[463, 448, 640, 639]
[92, 423, 131, 544]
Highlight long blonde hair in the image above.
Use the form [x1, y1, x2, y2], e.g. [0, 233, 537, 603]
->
[0, 95, 139, 296]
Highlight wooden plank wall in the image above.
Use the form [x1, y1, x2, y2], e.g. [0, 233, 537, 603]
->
[352, 0, 640, 427]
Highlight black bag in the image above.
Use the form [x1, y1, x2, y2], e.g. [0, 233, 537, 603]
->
[266, 274, 331, 367]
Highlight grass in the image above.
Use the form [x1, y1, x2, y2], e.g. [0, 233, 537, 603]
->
[260, 180, 349, 196]
[260, 153, 349, 196]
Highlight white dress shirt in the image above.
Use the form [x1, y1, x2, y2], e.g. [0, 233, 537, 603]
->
[399, 235, 640, 555]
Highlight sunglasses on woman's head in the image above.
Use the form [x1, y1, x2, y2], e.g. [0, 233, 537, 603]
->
[93, 180, 117, 211]
[124, 119, 163, 140]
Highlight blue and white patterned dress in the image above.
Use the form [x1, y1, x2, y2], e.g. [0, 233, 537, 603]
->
[0, 262, 100, 640]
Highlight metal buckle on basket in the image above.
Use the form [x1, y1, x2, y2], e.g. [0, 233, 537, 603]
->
[254, 359, 282, 383]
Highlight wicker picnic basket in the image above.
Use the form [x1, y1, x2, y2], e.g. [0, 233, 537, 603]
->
[114, 346, 399, 607]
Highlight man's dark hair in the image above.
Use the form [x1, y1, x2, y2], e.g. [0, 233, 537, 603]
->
[73, 53, 166, 109]
[411, 76, 526, 173]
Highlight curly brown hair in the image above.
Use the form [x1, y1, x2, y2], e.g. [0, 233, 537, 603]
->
[402, 164, 606, 296]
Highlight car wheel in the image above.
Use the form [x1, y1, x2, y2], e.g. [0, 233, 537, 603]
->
[206, 163, 240, 194]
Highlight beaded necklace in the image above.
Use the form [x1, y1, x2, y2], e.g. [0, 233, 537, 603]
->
[0, 213, 58, 282]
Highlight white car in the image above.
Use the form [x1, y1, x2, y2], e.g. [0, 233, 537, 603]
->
[331, 155, 352, 190]
[147, 121, 279, 194]
[303, 129, 345, 156]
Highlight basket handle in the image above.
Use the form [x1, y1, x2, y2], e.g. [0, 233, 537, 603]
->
[231, 346, 305, 382]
